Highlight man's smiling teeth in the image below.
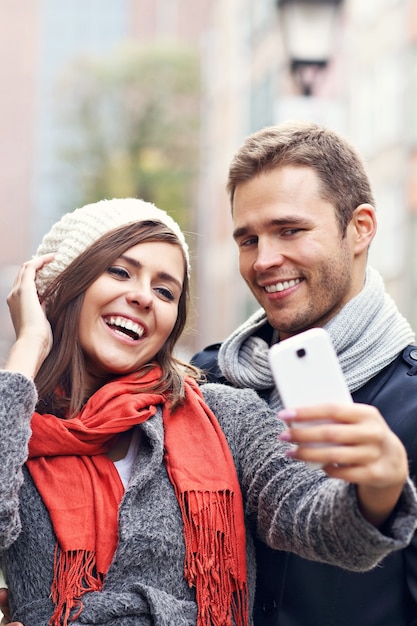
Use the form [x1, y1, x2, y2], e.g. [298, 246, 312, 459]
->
[104, 316, 144, 339]
[265, 278, 301, 293]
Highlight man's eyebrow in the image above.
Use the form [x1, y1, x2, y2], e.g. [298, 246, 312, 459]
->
[118, 254, 183, 290]
[232, 226, 249, 240]
[233, 216, 309, 240]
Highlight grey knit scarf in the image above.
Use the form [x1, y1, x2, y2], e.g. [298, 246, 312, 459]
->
[218, 266, 415, 411]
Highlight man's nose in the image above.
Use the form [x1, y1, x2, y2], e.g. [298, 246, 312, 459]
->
[253, 240, 285, 273]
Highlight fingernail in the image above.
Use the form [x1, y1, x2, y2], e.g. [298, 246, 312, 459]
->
[285, 448, 297, 458]
[279, 430, 292, 442]
[278, 408, 297, 421]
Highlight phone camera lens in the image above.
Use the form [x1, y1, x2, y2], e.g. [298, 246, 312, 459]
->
[296, 348, 306, 358]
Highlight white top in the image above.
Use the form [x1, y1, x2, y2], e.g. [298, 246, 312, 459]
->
[114, 429, 140, 489]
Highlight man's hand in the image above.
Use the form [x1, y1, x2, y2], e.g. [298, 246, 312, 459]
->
[278, 402, 409, 527]
[0, 588, 23, 626]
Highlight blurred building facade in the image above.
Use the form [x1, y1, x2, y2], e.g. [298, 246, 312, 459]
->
[0, 0, 210, 361]
[1, 0, 416, 360]
[194, 0, 417, 349]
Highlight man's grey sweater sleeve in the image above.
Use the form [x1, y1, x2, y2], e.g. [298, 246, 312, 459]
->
[0, 370, 37, 548]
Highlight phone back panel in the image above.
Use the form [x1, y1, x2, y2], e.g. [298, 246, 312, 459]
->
[268, 328, 352, 408]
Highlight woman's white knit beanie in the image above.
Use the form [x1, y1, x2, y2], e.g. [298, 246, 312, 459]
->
[34, 197, 189, 298]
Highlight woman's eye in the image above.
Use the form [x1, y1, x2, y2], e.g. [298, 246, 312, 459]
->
[107, 266, 130, 279]
[155, 286, 175, 301]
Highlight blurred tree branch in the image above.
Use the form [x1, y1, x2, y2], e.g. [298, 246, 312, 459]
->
[55, 41, 201, 233]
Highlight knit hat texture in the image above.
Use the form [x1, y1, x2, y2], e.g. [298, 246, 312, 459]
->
[35, 197, 189, 298]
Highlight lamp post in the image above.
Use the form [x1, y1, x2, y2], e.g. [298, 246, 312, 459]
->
[276, 0, 344, 96]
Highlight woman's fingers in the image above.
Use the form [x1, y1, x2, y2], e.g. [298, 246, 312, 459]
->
[278, 403, 408, 488]
[4, 255, 55, 377]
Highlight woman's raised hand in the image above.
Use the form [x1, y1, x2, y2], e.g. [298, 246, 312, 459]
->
[5, 254, 54, 378]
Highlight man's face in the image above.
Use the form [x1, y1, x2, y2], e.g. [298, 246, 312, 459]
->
[232, 165, 363, 340]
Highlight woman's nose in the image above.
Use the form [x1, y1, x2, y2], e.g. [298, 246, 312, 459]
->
[126, 286, 153, 310]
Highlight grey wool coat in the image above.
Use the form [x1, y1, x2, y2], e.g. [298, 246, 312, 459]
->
[1, 370, 417, 626]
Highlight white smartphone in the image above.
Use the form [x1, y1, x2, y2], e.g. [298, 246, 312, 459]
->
[268, 327, 352, 468]
[268, 327, 352, 407]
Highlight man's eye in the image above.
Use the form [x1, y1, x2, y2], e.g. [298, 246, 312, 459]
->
[282, 228, 302, 237]
[107, 266, 130, 279]
[239, 237, 257, 248]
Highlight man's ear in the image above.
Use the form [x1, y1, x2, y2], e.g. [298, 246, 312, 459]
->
[349, 204, 377, 254]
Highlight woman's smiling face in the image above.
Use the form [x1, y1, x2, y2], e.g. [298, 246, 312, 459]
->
[78, 240, 185, 386]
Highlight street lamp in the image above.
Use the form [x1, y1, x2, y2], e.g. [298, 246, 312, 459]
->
[276, 0, 344, 96]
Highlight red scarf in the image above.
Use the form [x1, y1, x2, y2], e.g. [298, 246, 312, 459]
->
[26, 368, 248, 626]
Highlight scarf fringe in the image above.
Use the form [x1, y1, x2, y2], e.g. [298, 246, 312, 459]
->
[180, 490, 248, 626]
[49, 545, 103, 626]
